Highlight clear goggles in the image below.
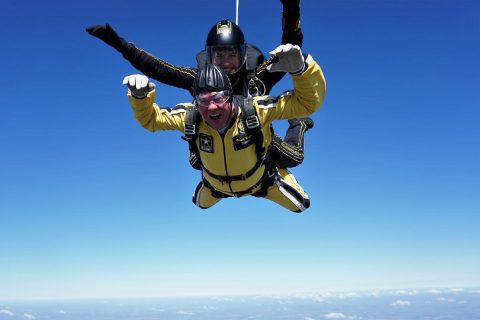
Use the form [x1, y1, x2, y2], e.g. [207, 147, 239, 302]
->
[195, 90, 231, 107]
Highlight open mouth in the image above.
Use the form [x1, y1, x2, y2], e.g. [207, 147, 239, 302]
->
[209, 114, 221, 121]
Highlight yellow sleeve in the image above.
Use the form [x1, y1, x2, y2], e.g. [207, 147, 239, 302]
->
[255, 55, 327, 125]
[127, 90, 189, 133]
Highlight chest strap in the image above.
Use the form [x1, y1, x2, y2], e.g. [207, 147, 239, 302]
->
[203, 157, 266, 184]
[202, 158, 277, 198]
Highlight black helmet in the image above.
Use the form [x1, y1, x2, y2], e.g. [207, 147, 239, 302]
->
[205, 20, 247, 72]
[193, 64, 232, 97]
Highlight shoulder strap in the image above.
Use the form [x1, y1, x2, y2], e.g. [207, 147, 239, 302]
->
[236, 96, 265, 162]
[184, 106, 199, 139]
[182, 106, 203, 168]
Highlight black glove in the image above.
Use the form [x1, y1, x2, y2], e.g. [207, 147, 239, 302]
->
[85, 24, 127, 52]
[281, 0, 300, 10]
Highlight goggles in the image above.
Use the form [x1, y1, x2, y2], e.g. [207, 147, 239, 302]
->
[195, 90, 231, 107]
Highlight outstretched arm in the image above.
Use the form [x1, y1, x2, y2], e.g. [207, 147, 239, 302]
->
[86, 24, 197, 95]
[123, 74, 188, 132]
[257, 44, 326, 122]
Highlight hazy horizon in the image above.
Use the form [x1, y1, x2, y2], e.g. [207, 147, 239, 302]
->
[1, 287, 479, 320]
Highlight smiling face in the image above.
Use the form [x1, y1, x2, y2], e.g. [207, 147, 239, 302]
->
[196, 90, 233, 130]
[212, 46, 241, 74]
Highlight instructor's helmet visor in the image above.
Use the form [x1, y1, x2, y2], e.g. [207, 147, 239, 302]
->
[205, 20, 246, 74]
[209, 46, 243, 75]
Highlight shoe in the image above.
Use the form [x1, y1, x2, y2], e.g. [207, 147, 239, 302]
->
[288, 117, 314, 130]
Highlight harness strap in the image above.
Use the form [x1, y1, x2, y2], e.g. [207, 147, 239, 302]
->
[240, 96, 265, 164]
[182, 106, 204, 170]
[251, 157, 277, 198]
[202, 157, 266, 184]
[202, 158, 277, 198]
[184, 106, 199, 139]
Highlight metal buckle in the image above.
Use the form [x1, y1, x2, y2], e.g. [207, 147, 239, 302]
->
[184, 124, 196, 137]
[248, 79, 259, 97]
[267, 167, 276, 178]
[245, 115, 260, 129]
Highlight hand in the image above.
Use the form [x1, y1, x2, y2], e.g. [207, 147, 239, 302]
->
[122, 74, 156, 98]
[86, 24, 125, 51]
[267, 44, 305, 74]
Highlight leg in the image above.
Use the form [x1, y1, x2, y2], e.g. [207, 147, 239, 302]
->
[279, 1, 312, 168]
[192, 181, 222, 209]
[263, 168, 310, 212]
[284, 117, 314, 151]
[268, 117, 314, 168]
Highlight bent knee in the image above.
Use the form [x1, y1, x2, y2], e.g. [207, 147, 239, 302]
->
[274, 149, 305, 168]
[192, 181, 222, 209]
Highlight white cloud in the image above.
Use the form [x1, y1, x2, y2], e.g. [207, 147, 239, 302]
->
[367, 291, 380, 297]
[56, 310, 66, 314]
[323, 312, 358, 319]
[437, 297, 457, 303]
[394, 290, 418, 296]
[338, 292, 361, 299]
[23, 314, 35, 320]
[324, 313, 347, 319]
[428, 289, 442, 294]
[0, 309, 14, 316]
[176, 310, 195, 315]
[450, 288, 464, 293]
[297, 293, 325, 302]
[305, 317, 316, 320]
[391, 300, 411, 307]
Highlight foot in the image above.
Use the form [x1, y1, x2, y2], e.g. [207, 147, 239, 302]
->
[288, 117, 314, 130]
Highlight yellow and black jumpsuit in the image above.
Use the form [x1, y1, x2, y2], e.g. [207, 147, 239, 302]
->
[128, 55, 326, 212]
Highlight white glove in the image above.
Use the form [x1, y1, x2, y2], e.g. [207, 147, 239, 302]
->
[266, 44, 305, 74]
[122, 74, 156, 98]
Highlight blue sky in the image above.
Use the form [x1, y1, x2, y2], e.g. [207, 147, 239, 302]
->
[0, 0, 479, 299]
